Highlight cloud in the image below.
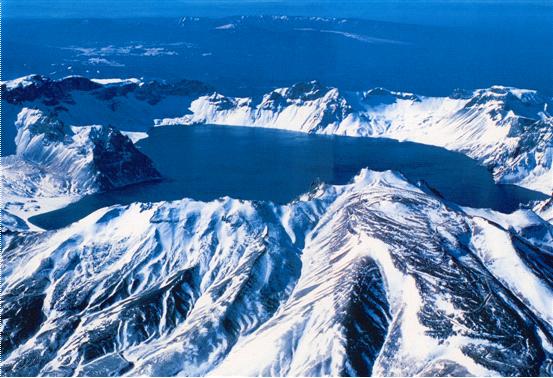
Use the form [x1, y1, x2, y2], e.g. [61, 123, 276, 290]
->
[63, 44, 179, 58]
[295, 28, 408, 45]
[87, 57, 125, 67]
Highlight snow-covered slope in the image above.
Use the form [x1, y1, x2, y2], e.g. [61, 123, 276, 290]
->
[535, 197, 553, 223]
[3, 170, 552, 376]
[2, 107, 160, 226]
[157, 81, 552, 194]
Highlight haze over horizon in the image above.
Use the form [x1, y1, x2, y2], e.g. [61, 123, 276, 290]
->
[4, 0, 552, 29]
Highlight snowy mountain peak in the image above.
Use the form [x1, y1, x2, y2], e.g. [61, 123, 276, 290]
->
[14, 107, 71, 150]
[275, 80, 330, 101]
[464, 86, 550, 120]
[363, 87, 420, 102]
[1, 74, 213, 107]
[1, 74, 49, 89]
[204, 92, 246, 110]
[1, 75, 102, 105]
[10, 107, 160, 196]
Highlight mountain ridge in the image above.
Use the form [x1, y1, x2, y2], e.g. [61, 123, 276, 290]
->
[3, 169, 552, 376]
[155, 80, 552, 194]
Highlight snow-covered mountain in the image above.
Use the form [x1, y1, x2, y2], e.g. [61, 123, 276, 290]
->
[2, 107, 160, 226]
[13, 107, 161, 193]
[156, 81, 552, 194]
[2, 75, 552, 377]
[3, 75, 551, 194]
[1, 75, 212, 154]
[3, 170, 553, 376]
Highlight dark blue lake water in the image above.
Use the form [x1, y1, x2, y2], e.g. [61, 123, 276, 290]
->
[29, 125, 547, 230]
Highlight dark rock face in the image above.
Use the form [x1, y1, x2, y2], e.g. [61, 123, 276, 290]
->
[364, 87, 421, 102]
[206, 93, 239, 111]
[462, 86, 550, 120]
[281, 80, 328, 101]
[341, 258, 390, 376]
[1, 75, 101, 105]
[133, 79, 214, 105]
[90, 126, 161, 190]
